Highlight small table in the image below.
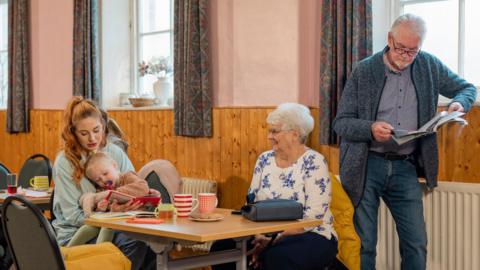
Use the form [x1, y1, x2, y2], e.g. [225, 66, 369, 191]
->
[0, 192, 51, 211]
[86, 208, 322, 270]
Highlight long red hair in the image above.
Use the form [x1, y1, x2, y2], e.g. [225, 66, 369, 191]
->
[61, 96, 106, 184]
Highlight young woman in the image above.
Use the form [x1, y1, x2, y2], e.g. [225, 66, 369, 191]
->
[52, 96, 154, 270]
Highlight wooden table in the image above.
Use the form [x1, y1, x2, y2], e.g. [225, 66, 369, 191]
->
[0, 192, 51, 210]
[86, 208, 322, 270]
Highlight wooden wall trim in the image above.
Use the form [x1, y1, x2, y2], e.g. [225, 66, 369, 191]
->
[1, 107, 479, 208]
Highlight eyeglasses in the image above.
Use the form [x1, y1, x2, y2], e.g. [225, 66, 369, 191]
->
[390, 36, 420, 57]
[268, 128, 286, 135]
[268, 126, 295, 135]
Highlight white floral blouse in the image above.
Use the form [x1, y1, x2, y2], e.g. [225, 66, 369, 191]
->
[248, 149, 337, 240]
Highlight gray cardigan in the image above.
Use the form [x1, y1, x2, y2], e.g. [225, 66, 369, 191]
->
[333, 49, 477, 207]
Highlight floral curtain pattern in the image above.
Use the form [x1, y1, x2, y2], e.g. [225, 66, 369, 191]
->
[173, 0, 212, 137]
[319, 0, 372, 144]
[73, 0, 100, 102]
[7, 0, 30, 133]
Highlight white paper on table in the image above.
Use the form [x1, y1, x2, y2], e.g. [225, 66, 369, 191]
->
[24, 189, 49, 197]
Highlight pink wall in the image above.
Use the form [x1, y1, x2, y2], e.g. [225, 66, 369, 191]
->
[232, 0, 299, 106]
[298, 0, 321, 107]
[210, 0, 320, 106]
[209, 0, 234, 106]
[209, 0, 320, 107]
[29, 0, 320, 109]
[31, 0, 73, 109]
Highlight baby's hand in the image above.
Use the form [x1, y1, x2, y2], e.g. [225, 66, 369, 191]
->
[148, 188, 160, 197]
[110, 199, 143, 212]
[96, 199, 109, 212]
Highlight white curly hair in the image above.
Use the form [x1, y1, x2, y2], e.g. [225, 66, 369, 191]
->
[266, 103, 314, 144]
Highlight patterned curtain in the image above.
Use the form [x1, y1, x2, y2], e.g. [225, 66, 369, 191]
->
[319, 0, 372, 144]
[7, 0, 30, 133]
[73, 0, 100, 102]
[173, 0, 212, 137]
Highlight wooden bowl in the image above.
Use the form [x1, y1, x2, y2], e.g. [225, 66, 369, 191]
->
[128, 97, 156, 107]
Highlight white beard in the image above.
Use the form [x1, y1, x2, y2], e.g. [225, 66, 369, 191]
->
[393, 59, 410, 71]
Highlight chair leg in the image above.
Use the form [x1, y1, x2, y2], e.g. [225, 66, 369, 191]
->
[0, 232, 12, 270]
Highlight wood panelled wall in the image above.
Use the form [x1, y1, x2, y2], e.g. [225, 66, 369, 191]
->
[1, 107, 479, 209]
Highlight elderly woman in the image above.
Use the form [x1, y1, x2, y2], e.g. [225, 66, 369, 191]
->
[213, 103, 338, 270]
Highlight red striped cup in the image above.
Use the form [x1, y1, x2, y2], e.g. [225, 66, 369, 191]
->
[173, 194, 198, 217]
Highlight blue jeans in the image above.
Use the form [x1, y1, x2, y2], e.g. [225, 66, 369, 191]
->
[354, 153, 427, 270]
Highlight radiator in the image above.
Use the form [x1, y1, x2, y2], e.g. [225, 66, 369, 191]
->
[181, 177, 218, 197]
[377, 181, 480, 270]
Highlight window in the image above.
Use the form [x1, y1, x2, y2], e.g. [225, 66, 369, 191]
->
[101, 0, 173, 108]
[0, 0, 8, 109]
[135, 0, 173, 98]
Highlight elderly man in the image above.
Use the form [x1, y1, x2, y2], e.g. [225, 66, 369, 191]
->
[333, 14, 477, 270]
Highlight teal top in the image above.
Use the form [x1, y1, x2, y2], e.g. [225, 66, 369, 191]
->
[52, 143, 134, 246]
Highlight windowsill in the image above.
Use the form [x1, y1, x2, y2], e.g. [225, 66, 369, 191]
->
[107, 104, 173, 111]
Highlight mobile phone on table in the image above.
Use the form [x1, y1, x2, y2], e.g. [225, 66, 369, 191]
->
[231, 210, 242, 215]
[134, 212, 156, 218]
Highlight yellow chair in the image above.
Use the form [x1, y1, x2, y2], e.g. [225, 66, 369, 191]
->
[61, 243, 131, 270]
[330, 173, 361, 270]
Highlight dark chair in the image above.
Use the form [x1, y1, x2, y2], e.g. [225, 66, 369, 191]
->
[2, 195, 65, 270]
[144, 171, 171, 203]
[0, 163, 12, 270]
[18, 154, 52, 189]
[0, 163, 10, 190]
[2, 196, 132, 270]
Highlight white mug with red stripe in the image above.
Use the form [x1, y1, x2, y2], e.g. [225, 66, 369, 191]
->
[198, 193, 218, 214]
[173, 194, 198, 217]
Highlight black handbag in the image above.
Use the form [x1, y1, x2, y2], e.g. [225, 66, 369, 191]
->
[241, 199, 303, 221]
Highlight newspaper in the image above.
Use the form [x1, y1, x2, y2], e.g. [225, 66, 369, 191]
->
[392, 111, 467, 145]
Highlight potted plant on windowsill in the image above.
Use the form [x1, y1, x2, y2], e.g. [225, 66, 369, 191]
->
[138, 56, 173, 107]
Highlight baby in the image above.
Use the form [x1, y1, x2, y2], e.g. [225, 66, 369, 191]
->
[68, 152, 159, 246]
[80, 152, 160, 215]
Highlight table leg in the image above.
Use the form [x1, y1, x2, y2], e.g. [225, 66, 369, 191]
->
[122, 232, 249, 270]
[149, 242, 174, 270]
[235, 238, 247, 270]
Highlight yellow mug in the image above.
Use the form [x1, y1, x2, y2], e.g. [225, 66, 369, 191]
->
[29, 176, 49, 190]
[154, 204, 176, 220]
